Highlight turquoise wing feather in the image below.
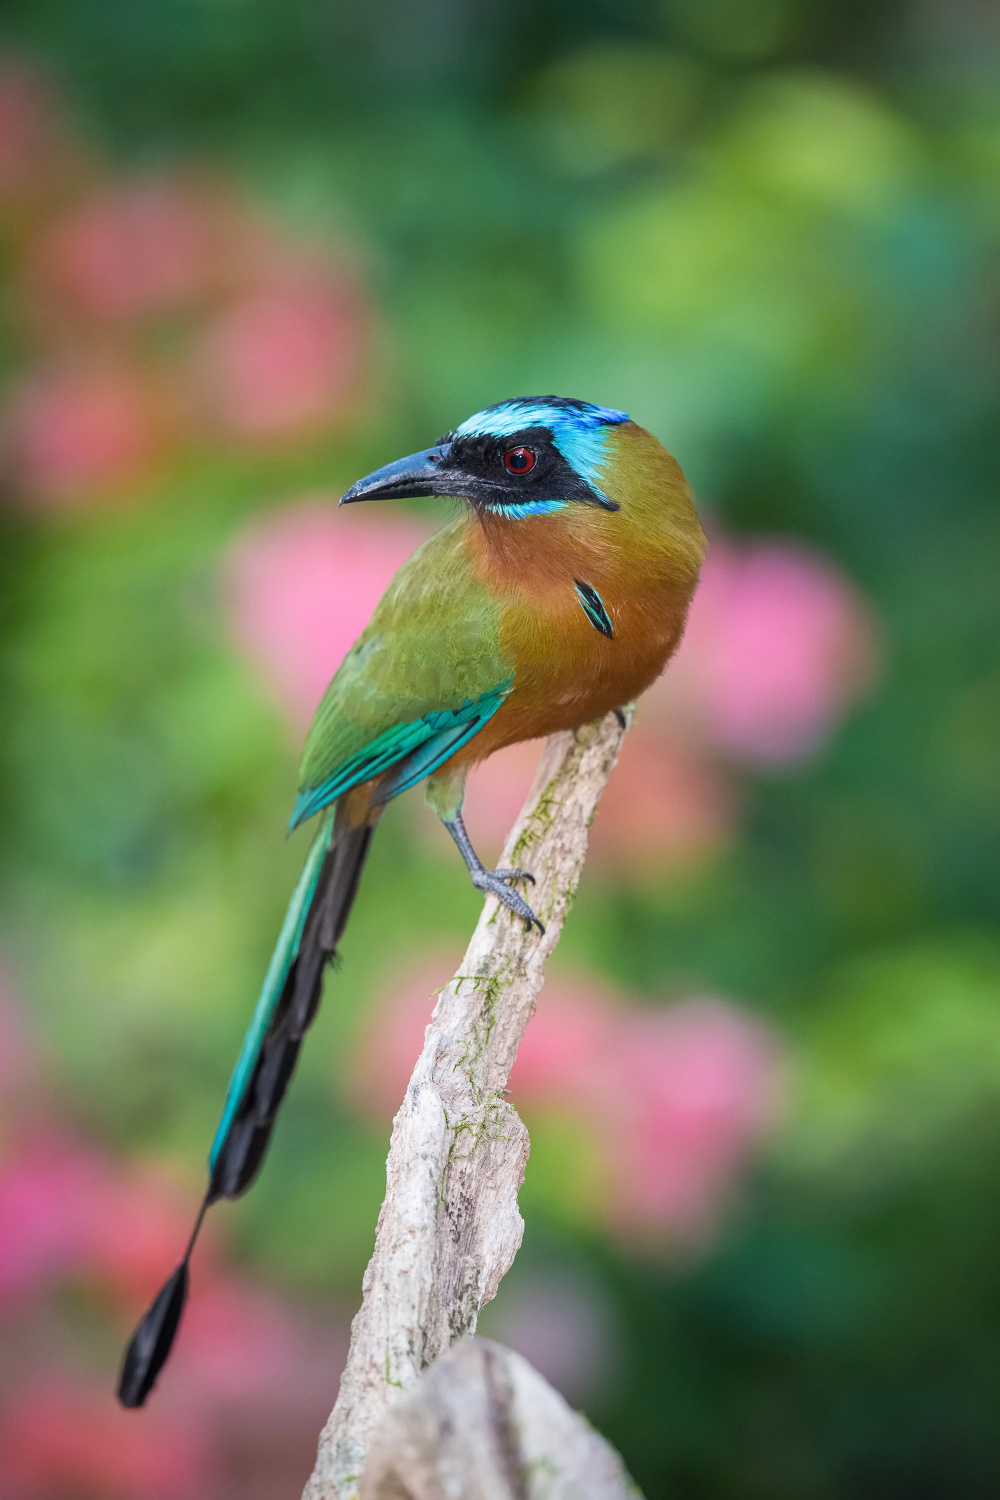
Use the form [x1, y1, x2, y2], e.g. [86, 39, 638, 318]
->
[370, 697, 508, 803]
[289, 681, 512, 828]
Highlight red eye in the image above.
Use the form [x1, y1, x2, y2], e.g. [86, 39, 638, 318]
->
[503, 446, 535, 475]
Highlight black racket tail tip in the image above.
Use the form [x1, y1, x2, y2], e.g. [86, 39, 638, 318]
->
[116, 1191, 210, 1410]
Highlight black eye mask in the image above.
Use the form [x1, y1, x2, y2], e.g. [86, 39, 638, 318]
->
[432, 426, 619, 512]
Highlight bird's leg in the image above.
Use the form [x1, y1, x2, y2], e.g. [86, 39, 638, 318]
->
[425, 765, 544, 934]
[442, 811, 543, 934]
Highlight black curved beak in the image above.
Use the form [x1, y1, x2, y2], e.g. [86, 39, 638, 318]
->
[339, 444, 453, 504]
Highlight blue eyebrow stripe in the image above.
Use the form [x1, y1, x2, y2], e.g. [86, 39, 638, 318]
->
[574, 580, 614, 639]
[454, 397, 629, 499]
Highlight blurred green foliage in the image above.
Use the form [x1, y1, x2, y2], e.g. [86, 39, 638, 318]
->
[1, 0, 999, 1495]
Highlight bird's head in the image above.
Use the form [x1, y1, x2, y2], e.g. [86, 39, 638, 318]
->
[340, 396, 633, 518]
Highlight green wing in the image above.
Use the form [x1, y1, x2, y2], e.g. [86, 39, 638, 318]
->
[291, 519, 512, 828]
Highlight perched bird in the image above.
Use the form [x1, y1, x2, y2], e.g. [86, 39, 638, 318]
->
[118, 395, 706, 1406]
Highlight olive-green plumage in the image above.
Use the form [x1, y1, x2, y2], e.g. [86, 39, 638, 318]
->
[118, 396, 705, 1408]
[298, 521, 511, 802]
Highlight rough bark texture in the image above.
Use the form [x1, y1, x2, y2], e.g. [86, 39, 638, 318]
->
[359, 1338, 639, 1500]
[302, 708, 630, 1500]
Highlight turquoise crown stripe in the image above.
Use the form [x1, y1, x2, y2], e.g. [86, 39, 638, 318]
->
[209, 807, 335, 1169]
[454, 399, 628, 440]
[454, 398, 629, 494]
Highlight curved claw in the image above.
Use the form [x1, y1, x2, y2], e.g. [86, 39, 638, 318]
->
[471, 869, 545, 934]
[492, 868, 535, 886]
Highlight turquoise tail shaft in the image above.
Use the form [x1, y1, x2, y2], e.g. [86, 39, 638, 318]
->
[118, 802, 374, 1409]
[208, 805, 373, 1200]
[208, 807, 335, 1179]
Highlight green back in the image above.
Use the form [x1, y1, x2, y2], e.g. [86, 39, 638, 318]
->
[295, 517, 511, 814]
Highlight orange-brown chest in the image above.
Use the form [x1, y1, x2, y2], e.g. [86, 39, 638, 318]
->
[460, 509, 694, 756]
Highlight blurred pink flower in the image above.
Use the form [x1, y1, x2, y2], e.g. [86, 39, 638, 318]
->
[172, 1277, 305, 1402]
[0, 990, 348, 1498]
[86, 1166, 200, 1306]
[652, 534, 879, 765]
[513, 986, 784, 1241]
[37, 178, 216, 321]
[0, 1131, 191, 1303]
[3, 361, 161, 506]
[224, 501, 431, 729]
[0, 969, 35, 1097]
[166, 1279, 349, 1500]
[0, 64, 62, 199]
[0, 1134, 346, 1493]
[0, 1379, 212, 1500]
[356, 968, 784, 1243]
[161, 1271, 350, 1492]
[505, 979, 618, 1106]
[587, 729, 736, 871]
[198, 270, 366, 440]
[597, 1000, 783, 1238]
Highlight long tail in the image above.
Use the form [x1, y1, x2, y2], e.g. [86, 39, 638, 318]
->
[118, 803, 375, 1408]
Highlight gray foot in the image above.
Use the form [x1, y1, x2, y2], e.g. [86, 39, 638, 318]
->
[470, 867, 544, 934]
[442, 812, 544, 934]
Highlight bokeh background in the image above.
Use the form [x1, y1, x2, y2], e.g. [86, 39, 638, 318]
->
[0, 1, 998, 1495]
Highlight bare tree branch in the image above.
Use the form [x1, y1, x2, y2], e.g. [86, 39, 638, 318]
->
[359, 1338, 639, 1500]
[303, 708, 631, 1500]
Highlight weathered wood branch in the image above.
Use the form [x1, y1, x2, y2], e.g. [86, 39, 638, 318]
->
[359, 1338, 638, 1500]
[303, 708, 631, 1500]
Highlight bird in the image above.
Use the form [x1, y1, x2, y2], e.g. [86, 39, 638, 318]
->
[117, 395, 706, 1407]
